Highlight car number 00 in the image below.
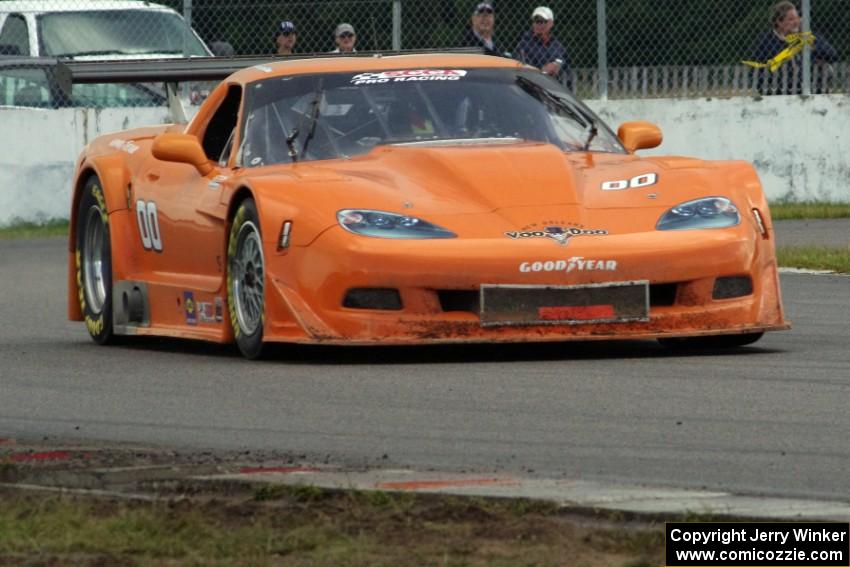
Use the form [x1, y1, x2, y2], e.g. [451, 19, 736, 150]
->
[601, 173, 658, 191]
[135, 200, 163, 251]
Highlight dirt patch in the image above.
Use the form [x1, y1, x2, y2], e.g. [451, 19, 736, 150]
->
[0, 438, 666, 566]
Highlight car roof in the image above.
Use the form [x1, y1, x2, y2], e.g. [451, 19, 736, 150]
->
[229, 53, 524, 84]
[0, 1, 175, 14]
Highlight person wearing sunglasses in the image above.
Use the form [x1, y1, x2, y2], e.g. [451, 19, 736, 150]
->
[515, 6, 572, 90]
[463, 2, 510, 58]
[332, 23, 357, 53]
[274, 21, 297, 56]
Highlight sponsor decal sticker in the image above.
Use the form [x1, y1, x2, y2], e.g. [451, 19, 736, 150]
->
[351, 69, 467, 85]
[198, 302, 216, 323]
[184, 291, 197, 325]
[519, 257, 617, 273]
[215, 297, 224, 322]
[109, 138, 140, 154]
[505, 221, 608, 247]
[539, 305, 615, 321]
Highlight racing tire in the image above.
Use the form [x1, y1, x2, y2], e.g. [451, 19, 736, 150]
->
[658, 332, 764, 350]
[75, 176, 115, 345]
[227, 198, 267, 359]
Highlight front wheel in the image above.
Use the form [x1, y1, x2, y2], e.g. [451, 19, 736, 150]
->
[75, 176, 115, 344]
[658, 332, 764, 350]
[227, 199, 266, 359]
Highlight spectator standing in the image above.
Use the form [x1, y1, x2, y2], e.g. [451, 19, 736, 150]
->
[331, 23, 357, 53]
[274, 21, 297, 55]
[515, 7, 572, 90]
[464, 2, 510, 58]
[749, 1, 837, 94]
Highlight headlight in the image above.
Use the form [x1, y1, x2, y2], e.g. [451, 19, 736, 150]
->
[656, 197, 740, 231]
[337, 209, 456, 239]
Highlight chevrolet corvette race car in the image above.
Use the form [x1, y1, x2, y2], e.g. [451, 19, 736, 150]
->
[67, 53, 789, 358]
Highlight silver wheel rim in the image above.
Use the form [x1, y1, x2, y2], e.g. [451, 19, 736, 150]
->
[83, 205, 107, 313]
[232, 221, 264, 335]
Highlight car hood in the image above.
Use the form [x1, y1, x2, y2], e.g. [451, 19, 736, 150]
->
[248, 140, 754, 244]
[291, 141, 722, 216]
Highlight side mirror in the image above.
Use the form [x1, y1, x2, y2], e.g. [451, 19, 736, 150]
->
[617, 121, 662, 153]
[152, 133, 214, 176]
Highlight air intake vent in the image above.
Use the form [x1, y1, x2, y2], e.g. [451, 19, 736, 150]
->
[713, 276, 753, 300]
[438, 290, 479, 313]
[342, 288, 403, 310]
[649, 283, 678, 306]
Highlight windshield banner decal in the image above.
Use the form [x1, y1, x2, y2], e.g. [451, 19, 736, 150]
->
[351, 69, 467, 85]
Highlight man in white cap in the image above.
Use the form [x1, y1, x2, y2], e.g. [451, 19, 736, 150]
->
[332, 23, 357, 53]
[464, 2, 510, 58]
[515, 6, 572, 89]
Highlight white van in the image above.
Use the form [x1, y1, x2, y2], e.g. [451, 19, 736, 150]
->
[0, 1, 211, 59]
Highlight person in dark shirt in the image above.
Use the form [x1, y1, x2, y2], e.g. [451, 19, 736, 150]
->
[463, 2, 510, 58]
[274, 21, 297, 56]
[515, 6, 572, 90]
[750, 1, 837, 94]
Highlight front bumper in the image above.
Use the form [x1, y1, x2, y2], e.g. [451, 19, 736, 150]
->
[261, 226, 789, 344]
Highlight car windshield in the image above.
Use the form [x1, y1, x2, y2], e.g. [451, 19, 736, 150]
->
[239, 68, 625, 167]
[38, 10, 208, 57]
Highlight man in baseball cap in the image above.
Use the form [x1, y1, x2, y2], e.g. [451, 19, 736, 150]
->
[332, 23, 357, 53]
[274, 21, 297, 55]
[515, 6, 573, 89]
[463, 2, 510, 58]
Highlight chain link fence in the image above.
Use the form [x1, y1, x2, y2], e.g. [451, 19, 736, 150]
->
[2, 0, 849, 101]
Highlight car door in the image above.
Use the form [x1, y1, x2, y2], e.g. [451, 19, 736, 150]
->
[131, 85, 243, 296]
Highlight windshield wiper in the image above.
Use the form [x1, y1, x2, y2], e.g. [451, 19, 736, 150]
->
[57, 50, 125, 58]
[516, 76, 588, 126]
[582, 121, 598, 151]
[516, 75, 600, 150]
[135, 49, 184, 55]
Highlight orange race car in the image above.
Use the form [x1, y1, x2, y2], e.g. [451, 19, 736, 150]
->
[67, 53, 789, 358]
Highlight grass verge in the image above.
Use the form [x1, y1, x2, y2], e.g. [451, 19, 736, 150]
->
[0, 220, 69, 240]
[0, 486, 665, 566]
[776, 246, 850, 273]
[769, 202, 850, 220]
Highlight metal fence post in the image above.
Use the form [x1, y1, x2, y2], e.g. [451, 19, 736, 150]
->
[596, 0, 608, 100]
[392, 1, 402, 51]
[801, 0, 811, 96]
[182, 0, 193, 105]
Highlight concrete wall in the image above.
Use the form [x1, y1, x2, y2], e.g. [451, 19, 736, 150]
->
[1, 95, 848, 226]
[586, 95, 850, 203]
[0, 107, 171, 227]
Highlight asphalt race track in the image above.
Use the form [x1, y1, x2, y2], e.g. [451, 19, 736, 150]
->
[1, 235, 849, 503]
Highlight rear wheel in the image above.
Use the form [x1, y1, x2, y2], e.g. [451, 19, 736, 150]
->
[227, 198, 266, 359]
[658, 332, 764, 350]
[75, 176, 114, 344]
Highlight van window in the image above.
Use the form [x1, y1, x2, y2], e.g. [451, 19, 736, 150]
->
[0, 14, 30, 55]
